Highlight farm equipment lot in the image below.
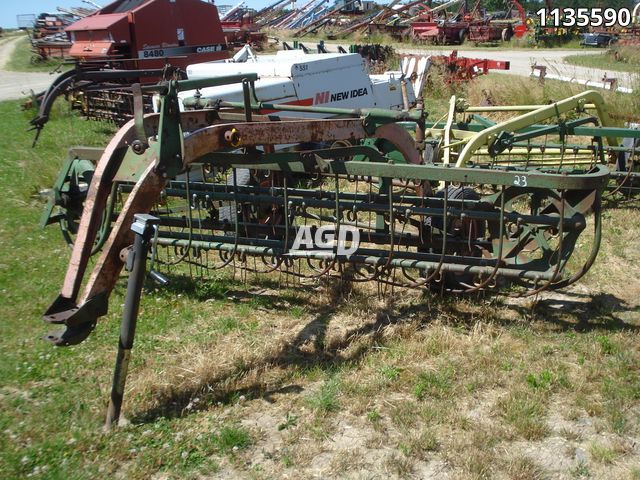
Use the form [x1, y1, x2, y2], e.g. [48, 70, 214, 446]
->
[1, 75, 640, 480]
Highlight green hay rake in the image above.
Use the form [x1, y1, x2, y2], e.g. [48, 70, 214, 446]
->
[37, 74, 640, 424]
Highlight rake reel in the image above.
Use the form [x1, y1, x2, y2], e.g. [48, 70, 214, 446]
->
[427, 95, 640, 198]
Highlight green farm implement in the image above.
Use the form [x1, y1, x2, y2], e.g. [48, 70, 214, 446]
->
[37, 75, 640, 425]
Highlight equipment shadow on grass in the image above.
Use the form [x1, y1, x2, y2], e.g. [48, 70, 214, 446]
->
[522, 292, 640, 332]
[130, 285, 638, 423]
[131, 290, 429, 423]
[602, 196, 640, 210]
[145, 272, 308, 309]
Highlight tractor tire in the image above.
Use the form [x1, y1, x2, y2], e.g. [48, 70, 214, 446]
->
[428, 186, 485, 237]
[458, 29, 467, 44]
[501, 28, 513, 42]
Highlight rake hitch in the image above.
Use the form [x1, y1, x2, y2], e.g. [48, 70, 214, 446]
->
[105, 214, 158, 429]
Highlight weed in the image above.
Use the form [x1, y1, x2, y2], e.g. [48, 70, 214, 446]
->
[217, 316, 240, 333]
[526, 370, 553, 390]
[498, 390, 549, 440]
[571, 463, 590, 478]
[281, 451, 294, 468]
[385, 452, 414, 477]
[414, 367, 453, 400]
[366, 409, 381, 423]
[505, 456, 546, 480]
[596, 335, 618, 355]
[588, 441, 618, 464]
[213, 424, 251, 453]
[458, 447, 495, 479]
[391, 402, 420, 429]
[398, 429, 439, 459]
[289, 305, 305, 318]
[277, 413, 298, 431]
[306, 376, 341, 413]
[378, 365, 401, 381]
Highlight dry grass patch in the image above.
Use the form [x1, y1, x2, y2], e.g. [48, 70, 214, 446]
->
[497, 389, 550, 441]
[397, 428, 440, 459]
[444, 425, 502, 479]
[504, 455, 547, 480]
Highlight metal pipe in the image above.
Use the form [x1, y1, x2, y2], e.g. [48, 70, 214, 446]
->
[219, 100, 423, 122]
[105, 214, 159, 429]
[154, 238, 557, 282]
[455, 91, 618, 167]
[463, 104, 599, 113]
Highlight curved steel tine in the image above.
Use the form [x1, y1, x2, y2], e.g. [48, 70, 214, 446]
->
[518, 189, 567, 297]
[453, 183, 506, 294]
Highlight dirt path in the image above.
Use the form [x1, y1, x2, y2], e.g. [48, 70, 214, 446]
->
[0, 35, 56, 101]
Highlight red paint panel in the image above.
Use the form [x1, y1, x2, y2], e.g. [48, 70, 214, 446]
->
[65, 0, 229, 70]
[69, 40, 115, 57]
[130, 0, 227, 64]
[65, 13, 128, 32]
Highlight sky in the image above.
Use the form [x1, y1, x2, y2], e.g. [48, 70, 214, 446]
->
[1, 0, 279, 28]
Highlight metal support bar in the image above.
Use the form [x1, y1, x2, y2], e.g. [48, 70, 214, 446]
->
[105, 214, 159, 430]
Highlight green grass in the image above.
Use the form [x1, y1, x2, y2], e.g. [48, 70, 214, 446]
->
[212, 424, 251, 453]
[0, 100, 254, 478]
[461, 72, 640, 128]
[564, 46, 640, 73]
[306, 376, 341, 413]
[413, 366, 453, 400]
[497, 390, 550, 440]
[5, 35, 70, 73]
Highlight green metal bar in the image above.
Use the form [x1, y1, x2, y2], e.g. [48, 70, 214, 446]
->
[430, 122, 640, 140]
[454, 91, 617, 167]
[509, 116, 597, 145]
[155, 238, 558, 282]
[469, 114, 497, 128]
[161, 189, 585, 230]
[218, 100, 424, 123]
[463, 104, 599, 112]
[195, 150, 610, 190]
[142, 74, 259, 94]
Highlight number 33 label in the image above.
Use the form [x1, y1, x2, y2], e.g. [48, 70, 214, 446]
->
[514, 175, 528, 187]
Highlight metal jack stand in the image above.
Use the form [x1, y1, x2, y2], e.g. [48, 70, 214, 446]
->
[105, 214, 159, 429]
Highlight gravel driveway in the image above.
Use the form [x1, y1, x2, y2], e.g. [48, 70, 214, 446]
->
[0, 36, 56, 101]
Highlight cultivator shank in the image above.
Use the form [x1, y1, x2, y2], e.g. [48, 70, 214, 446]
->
[42, 75, 623, 348]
